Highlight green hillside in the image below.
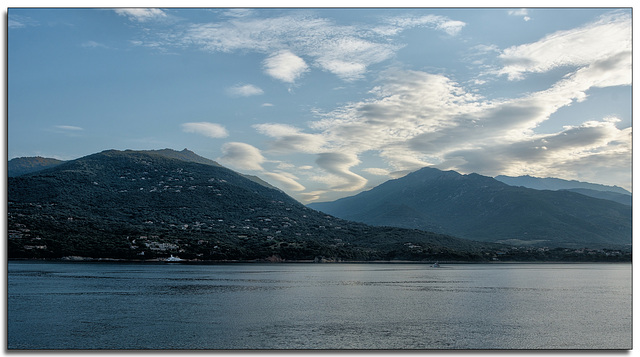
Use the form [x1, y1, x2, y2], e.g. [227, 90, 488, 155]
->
[8, 150, 499, 262]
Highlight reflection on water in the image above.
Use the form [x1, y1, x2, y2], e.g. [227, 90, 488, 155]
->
[8, 262, 631, 350]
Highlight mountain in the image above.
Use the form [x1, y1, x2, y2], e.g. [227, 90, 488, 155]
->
[495, 175, 631, 195]
[308, 167, 631, 248]
[8, 156, 65, 177]
[561, 188, 631, 206]
[9, 148, 279, 191]
[138, 148, 222, 166]
[8, 149, 499, 262]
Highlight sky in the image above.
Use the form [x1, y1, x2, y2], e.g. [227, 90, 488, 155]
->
[7, 7, 633, 203]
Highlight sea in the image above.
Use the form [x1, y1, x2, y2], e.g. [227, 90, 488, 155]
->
[7, 261, 632, 350]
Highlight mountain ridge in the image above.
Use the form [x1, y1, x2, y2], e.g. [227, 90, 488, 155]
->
[8, 156, 65, 177]
[495, 174, 630, 195]
[8, 149, 500, 261]
[8, 148, 279, 191]
[308, 167, 631, 248]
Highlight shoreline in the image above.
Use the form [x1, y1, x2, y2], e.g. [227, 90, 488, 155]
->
[7, 257, 631, 264]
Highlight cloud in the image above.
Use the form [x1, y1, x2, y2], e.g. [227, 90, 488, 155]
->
[227, 84, 264, 97]
[50, 125, 84, 137]
[182, 122, 229, 138]
[442, 120, 630, 181]
[497, 11, 630, 80]
[362, 168, 390, 176]
[218, 142, 265, 171]
[223, 9, 254, 18]
[8, 19, 26, 29]
[81, 41, 109, 49]
[315, 152, 367, 191]
[262, 171, 306, 191]
[8, 14, 38, 29]
[253, 123, 326, 154]
[299, 190, 328, 203]
[263, 51, 309, 83]
[115, 8, 167, 22]
[216, 10, 629, 200]
[508, 9, 531, 21]
[380, 14, 466, 36]
[157, 11, 465, 81]
[253, 57, 630, 197]
[55, 125, 83, 131]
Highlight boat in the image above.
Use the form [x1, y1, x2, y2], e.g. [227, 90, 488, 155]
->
[431, 262, 440, 268]
[165, 255, 183, 262]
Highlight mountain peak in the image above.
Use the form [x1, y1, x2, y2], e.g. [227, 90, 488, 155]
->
[8, 149, 496, 261]
[309, 167, 631, 248]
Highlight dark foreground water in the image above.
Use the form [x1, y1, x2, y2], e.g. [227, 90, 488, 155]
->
[7, 261, 631, 350]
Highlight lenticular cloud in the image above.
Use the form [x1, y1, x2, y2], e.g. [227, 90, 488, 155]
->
[182, 122, 229, 138]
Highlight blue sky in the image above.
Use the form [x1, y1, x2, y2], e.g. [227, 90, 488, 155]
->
[7, 8, 632, 202]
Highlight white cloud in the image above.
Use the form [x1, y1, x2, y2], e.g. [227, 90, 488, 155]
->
[315, 152, 367, 192]
[436, 19, 467, 35]
[381, 14, 466, 36]
[362, 168, 390, 176]
[253, 123, 326, 154]
[82, 41, 109, 49]
[497, 11, 631, 80]
[442, 120, 631, 182]
[166, 11, 464, 81]
[263, 51, 309, 83]
[223, 9, 254, 18]
[55, 125, 83, 131]
[8, 14, 38, 29]
[507, 9, 531, 21]
[115, 8, 167, 22]
[51, 125, 84, 137]
[227, 84, 264, 97]
[262, 171, 306, 191]
[218, 142, 265, 171]
[180, 10, 630, 200]
[182, 122, 229, 138]
[299, 190, 328, 203]
[254, 60, 630, 197]
[8, 19, 25, 29]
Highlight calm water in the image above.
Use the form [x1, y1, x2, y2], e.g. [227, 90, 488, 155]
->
[7, 261, 631, 350]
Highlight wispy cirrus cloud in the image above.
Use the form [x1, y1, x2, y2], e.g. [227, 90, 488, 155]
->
[81, 40, 109, 49]
[497, 11, 630, 80]
[8, 14, 38, 29]
[55, 125, 83, 131]
[50, 125, 84, 137]
[182, 122, 229, 138]
[115, 8, 167, 22]
[507, 9, 531, 22]
[134, 10, 465, 81]
[374, 14, 465, 36]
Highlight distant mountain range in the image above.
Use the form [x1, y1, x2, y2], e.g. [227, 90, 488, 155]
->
[8, 149, 499, 262]
[495, 174, 631, 194]
[8, 156, 65, 177]
[308, 167, 631, 248]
